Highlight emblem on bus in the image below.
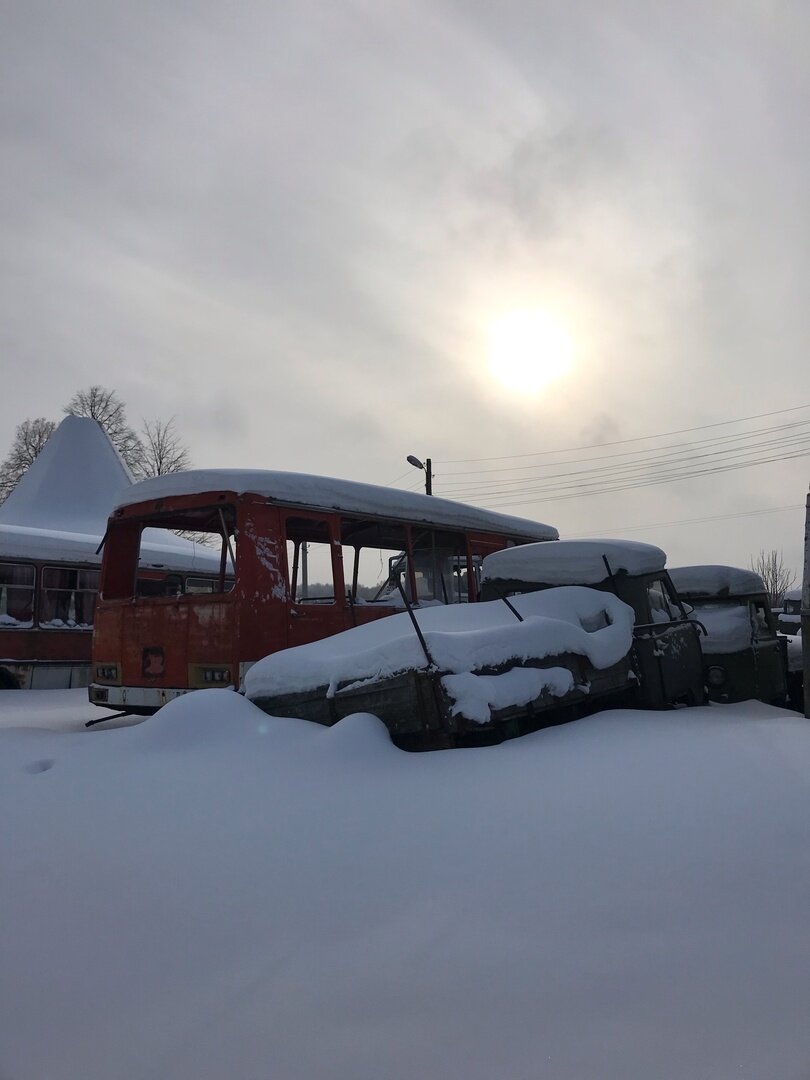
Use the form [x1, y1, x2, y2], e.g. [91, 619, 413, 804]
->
[142, 647, 165, 677]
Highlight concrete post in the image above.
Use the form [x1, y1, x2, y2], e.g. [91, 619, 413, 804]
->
[803, 489, 810, 718]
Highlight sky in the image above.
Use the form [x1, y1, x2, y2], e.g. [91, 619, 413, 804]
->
[2, 0, 809, 576]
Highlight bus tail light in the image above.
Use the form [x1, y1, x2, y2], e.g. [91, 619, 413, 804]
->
[95, 663, 120, 684]
[204, 668, 231, 684]
[188, 664, 233, 689]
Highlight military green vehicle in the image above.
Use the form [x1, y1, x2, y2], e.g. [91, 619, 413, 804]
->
[668, 565, 787, 706]
[480, 539, 705, 709]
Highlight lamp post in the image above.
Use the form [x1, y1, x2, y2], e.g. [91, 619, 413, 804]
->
[407, 454, 433, 496]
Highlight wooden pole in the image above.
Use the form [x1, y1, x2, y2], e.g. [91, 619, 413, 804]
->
[803, 489, 810, 718]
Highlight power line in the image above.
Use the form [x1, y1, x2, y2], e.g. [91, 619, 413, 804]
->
[436, 402, 810, 465]
[463, 445, 810, 509]
[565, 503, 805, 537]
[437, 417, 810, 482]
[437, 432, 810, 502]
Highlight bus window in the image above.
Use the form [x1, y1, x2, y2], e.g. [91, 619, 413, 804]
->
[135, 506, 236, 595]
[411, 530, 470, 604]
[40, 567, 99, 629]
[0, 563, 35, 627]
[340, 519, 410, 603]
[136, 573, 184, 598]
[285, 518, 335, 603]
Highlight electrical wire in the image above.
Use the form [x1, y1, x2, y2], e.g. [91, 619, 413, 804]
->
[436, 402, 810, 465]
[565, 503, 805, 537]
[437, 430, 810, 501]
[437, 417, 810, 482]
[463, 445, 810, 509]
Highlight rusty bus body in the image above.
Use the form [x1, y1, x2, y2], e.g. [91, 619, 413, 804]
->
[89, 470, 558, 714]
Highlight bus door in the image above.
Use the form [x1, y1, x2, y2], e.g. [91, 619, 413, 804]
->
[284, 515, 347, 648]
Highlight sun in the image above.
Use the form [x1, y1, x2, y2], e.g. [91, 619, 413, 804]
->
[487, 309, 574, 395]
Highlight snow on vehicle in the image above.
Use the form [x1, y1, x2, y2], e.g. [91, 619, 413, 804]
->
[0, 416, 220, 690]
[777, 587, 802, 634]
[244, 585, 637, 749]
[89, 469, 558, 715]
[480, 539, 705, 709]
[668, 565, 788, 706]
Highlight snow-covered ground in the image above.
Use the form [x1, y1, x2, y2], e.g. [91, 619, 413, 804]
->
[3, 689, 810, 1080]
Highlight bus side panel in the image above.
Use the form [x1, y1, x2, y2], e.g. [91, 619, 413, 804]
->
[4, 628, 92, 664]
[237, 503, 290, 663]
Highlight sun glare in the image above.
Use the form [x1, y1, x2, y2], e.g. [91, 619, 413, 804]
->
[487, 309, 574, 395]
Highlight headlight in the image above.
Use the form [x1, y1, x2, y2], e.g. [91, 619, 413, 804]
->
[707, 665, 726, 687]
[95, 664, 119, 682]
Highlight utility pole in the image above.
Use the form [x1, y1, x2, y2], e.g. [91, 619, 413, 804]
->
[803, 488, 810, 718]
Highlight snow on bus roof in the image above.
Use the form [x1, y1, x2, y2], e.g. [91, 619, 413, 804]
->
[668, 565, 766, 598]
[0, 522, 222, 573]
[482, 538, 666, 586]
[115, 469, 559, 541]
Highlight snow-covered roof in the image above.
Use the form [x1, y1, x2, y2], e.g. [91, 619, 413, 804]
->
[481, 538, 666, 586]
[114, 469, 559, 541]
[668, 565, 765, 599]
[783, 587, 802, 602]
[0, 416, 132, 534]
[0, 522, 222, 573]
[0, 416, 219, 573]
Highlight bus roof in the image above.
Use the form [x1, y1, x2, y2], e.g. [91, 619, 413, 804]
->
[113, 469, 559, 542]
[0, 522, 222, 574]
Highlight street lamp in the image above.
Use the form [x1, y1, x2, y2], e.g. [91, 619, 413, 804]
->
[407, 454, 433, 496]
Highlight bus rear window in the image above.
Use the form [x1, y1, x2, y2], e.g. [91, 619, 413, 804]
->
[103, 507, 237, 599]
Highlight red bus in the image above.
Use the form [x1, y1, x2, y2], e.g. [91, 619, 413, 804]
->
[0, 414, 223, 691]
[90, 470, 558, 713]
[0, 522, 222, 690]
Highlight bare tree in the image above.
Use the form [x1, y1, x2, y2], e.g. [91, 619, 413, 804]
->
[750, 548, 797, 608]
[0, 417, 56, 504]
[64, 385, 143, 474]
[139, 418, 191, 478]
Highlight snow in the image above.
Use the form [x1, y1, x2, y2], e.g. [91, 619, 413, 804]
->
[0, 416, 131, 534]
[441, 665, 576, 723]
[0, 416, 219, 571]
[669, 564, 765, 598]
[0, 688, 133, 732]
[784, 588, 802, 602]
[115, 468, 558, 541]
[3, 690, 810, 1079]
[687, 601, 753, 654]
[244, 586, 635, 702]
[786, 630, 803, 673]
[0, 520, 222, 572]
[481, 538, 666, 586]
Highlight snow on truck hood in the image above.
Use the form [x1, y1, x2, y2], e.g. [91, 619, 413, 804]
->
[482, 538, 666, 586]
[244, 586, 636, 701]
[116, 469, 558, 541]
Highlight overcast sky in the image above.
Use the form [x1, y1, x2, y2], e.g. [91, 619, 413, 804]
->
[2, 0, 808, 574]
